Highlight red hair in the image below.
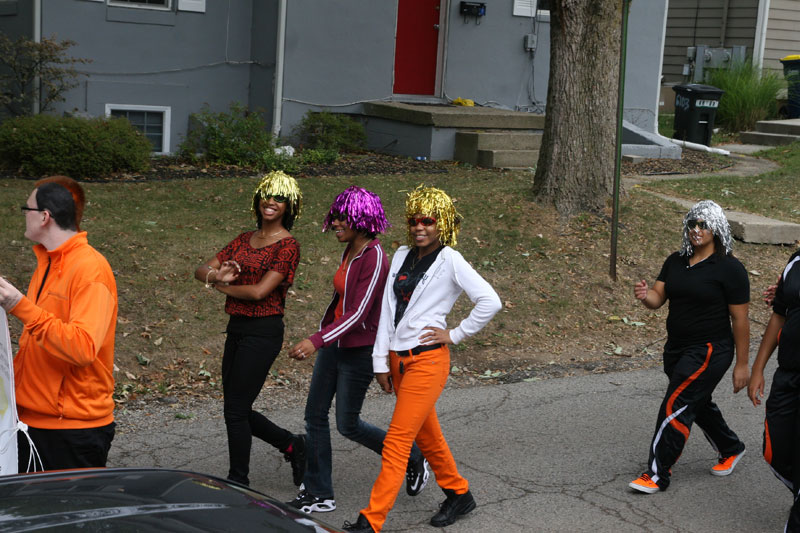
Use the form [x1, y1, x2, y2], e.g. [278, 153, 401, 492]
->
[34, 176, 86, 231]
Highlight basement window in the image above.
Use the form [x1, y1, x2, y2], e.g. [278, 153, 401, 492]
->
[108, 0, 171, 10]
[106, 104, 171, 154]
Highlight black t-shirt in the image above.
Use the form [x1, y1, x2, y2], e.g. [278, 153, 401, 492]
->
[657, 251, 749, 346]
[393, 246, 443, 327]
[773, 250, 800, 370]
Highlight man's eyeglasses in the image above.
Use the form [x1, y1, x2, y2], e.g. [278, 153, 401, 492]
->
[20, 206, 46, 213]
[686, 219, 709, 231]
[407, 217, 437, 227]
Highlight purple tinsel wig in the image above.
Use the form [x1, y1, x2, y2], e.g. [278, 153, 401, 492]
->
[323, 186, 390, 235]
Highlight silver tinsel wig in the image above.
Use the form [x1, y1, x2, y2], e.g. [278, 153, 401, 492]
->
[680, 200, 733, 256]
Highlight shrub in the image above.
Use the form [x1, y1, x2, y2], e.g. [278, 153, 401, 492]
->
[0, 114, 151, 178]
[180, 102, 274, 167]
[293, 110, 366, 152]
[707, 61, 783, 132]
[258, 150, 300, 174]
[300, 147, 339, 165]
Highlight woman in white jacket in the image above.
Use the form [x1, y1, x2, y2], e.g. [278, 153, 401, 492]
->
[343, 186, 502, 533]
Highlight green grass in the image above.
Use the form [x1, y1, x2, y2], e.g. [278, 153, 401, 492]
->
[641, 141, 800, 223]
[0, 160, 791, 397]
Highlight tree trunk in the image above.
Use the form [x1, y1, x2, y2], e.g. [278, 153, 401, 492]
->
[533, 0, 622, 216]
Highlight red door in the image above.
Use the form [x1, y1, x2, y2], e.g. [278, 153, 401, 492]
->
[393, 0, 441, 95]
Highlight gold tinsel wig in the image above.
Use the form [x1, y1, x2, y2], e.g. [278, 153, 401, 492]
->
[405, 185, 461, 247]
[251, 171, 303, 230]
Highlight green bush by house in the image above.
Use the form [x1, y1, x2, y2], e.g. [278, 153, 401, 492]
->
[0, 114, 151, 179]
[293, 110, 366, 152]
[180, 102, 276, 168]
[708, 61, 783, 133]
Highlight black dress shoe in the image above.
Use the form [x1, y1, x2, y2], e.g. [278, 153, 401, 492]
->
[430, 488, 476, 527]
[343, 513, 375, 532]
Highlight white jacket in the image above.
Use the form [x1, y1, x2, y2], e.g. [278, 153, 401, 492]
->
[372, 246, 502, 373]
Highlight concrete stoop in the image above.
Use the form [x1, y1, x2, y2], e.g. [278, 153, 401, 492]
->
[454, 130, 542, 168]
[741, 118, 800, 146]
[360, 101, 544, 164]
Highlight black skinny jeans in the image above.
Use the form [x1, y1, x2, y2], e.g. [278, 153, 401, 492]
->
[223, 315, 292, 485]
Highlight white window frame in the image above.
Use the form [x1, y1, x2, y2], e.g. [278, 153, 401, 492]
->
[513, 0, 537, 17]
[105, 104, 171, 154]
[107, 0, 172, 11]
[513, 0, 550, 20]
[177, 0, 204, 12]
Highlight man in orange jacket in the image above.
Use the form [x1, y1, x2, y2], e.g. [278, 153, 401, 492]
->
[0, 176, 118, 472]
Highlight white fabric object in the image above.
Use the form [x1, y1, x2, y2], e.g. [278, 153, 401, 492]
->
[274, 145, 296, 157]
[372, 246, 502, 373]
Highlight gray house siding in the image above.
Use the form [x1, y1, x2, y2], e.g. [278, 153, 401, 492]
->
[662, 0, 757, 83]
[249, 0, 278, 122]
[765, 0, 800, 71]
[278, 1, 397, 139]
[0, 1, 34, 120]
[0, 0, 32, 39]
[2, 0, 667, 156]
[278, 1, 664, 136]
[442, 3, 550, 113]
[44, 0, 257, 154]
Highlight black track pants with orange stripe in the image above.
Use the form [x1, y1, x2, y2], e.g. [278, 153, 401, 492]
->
[763, 368, 800, 498]
[644, 339, 745, 490]
[763, 368, 800, 532]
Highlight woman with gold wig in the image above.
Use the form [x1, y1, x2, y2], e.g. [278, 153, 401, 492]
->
[194, 171, 305, 487]
[343, 186, 502, 533]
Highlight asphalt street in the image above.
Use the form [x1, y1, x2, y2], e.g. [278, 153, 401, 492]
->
[110, 355, 787, 532]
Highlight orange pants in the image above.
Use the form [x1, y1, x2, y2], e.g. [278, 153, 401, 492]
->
[360, 345, 469, 532]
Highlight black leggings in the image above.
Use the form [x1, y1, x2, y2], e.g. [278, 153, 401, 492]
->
[223, 315, 293, 485]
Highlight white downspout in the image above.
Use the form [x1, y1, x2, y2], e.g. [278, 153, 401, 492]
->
[753, 0, 770, 70]
[271, 0, 287, 138]
[33, 0, 41, 114]
[669, 137, 730, 156]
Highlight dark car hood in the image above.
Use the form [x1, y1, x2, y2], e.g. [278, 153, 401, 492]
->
[0, 468, 342, 532]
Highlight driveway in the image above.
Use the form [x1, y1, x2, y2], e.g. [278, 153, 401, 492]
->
[110, 353, 786, 532]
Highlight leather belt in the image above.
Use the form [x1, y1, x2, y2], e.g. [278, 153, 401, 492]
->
[394, 343, 443, 357]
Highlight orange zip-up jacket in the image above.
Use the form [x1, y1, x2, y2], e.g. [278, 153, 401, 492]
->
[11, 232, 117, 430]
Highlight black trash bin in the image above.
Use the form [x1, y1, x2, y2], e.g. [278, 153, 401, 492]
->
[672, 84, 725, 146]
[780, 54, 800, 119]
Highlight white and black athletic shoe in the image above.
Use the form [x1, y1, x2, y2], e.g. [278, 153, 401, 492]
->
[405, 457, 430, 496]
[287, 488, 336, 513]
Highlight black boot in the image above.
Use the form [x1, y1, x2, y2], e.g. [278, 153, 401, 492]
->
[430, 488, 476, 527]
[343, 513, 375, 532]
[281, 434, 306, 486]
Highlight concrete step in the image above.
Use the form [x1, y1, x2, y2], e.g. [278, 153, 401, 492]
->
[363, 101, 545, 129]
[740, 131, 800, 146]
[755, 118, 800, 136]
[641, 191, 800, 245]
[454, 131, 543, 165]
[476, 149, 539, 169]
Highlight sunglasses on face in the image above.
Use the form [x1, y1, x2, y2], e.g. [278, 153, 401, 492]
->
[329, 210, 347, 222]
[20, 206, 46, 213]
[686, 219, 709, 231]
[407, 217, 437, 227]
[263, 194, 288, 203]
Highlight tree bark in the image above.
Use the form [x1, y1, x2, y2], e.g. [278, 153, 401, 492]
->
[533, 0, 622, 216]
